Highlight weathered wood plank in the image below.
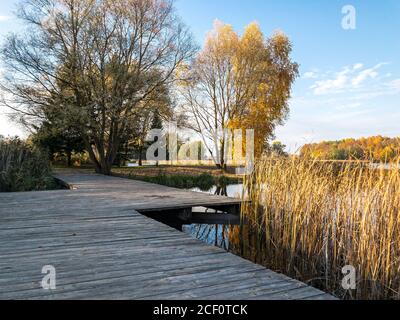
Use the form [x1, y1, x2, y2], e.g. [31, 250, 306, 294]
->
[0, 170, 335, 300]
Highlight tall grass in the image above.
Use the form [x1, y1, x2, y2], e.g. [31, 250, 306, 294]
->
[0, 138, 56, 192]
[232, 157, 400, 299]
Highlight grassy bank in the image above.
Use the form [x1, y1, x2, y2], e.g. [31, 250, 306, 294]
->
[112, 166, 241, 190]
[0, 138, 58, 192]
[231, 157, 400, 300]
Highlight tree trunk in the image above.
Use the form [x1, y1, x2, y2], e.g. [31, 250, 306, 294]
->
[66, 151, 72, 167]
[83, 137, 102, 174]
[101, 162, 112, 175]
[83, 134, 119, 176]
[218, 140, 228, 172]
[86, 143, 113, 175]
[138, 146, 143, 166]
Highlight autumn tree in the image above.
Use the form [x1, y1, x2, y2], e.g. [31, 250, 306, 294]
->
[300, 136, 400, 162]
[0, 0, 196, 175]
[231, 25, 299, 157]
[180, 21, 298, 169]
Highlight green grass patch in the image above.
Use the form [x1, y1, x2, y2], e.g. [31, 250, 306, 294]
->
[118, 172, 240, 191]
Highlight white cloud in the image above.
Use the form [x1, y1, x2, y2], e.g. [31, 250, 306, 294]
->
[311, 68, 350, 95]
[276, 62, 399, 152]
[351, 67, 378, 87]
[310, 63, 388, 95]
[303, 71, 318, 79]
[353, 63, 363, 70]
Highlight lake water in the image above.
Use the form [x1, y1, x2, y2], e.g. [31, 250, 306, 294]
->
[182, 184, 244, 250]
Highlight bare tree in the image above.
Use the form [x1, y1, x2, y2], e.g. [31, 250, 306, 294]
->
[0, 0, 196, 174]
[179, 21, 239, 170]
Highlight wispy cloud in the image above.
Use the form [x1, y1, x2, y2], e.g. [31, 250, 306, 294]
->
[303, 71, 318, 79]
[311, 68, 349, 95]
[278, 61, 400, 151]
[310, 63, 389, 95]
[351, 66, 379, 87]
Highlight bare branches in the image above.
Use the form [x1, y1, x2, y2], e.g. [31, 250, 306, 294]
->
[1, 0, 196, 174]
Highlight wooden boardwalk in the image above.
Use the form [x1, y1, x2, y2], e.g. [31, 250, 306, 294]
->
[0, 171, 335, 300]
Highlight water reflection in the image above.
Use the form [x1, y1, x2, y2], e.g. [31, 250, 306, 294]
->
[182, 183, 244, 250]
[191, 184, 244, 198]
[183, 224, 231, 250]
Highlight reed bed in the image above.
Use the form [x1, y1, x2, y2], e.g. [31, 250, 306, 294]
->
[232, 157, 400, 299]
[0, 138, 56, 192]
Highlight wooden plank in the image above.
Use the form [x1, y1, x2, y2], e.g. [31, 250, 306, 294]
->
[0, 170, 335, 300]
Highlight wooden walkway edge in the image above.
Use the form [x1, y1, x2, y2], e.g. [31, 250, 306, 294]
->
[0, 170, 336, 300]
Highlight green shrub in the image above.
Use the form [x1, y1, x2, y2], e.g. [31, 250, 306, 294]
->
[0, 138, 56, 192]
[125, 172, 216, 191]
[194, 173, 215, 191]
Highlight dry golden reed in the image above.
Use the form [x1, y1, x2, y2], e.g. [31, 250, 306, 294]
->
[234, 157, 400, 299]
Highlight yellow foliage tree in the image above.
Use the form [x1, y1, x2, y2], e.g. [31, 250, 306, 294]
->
[181, 21, 298, 168]
[230, 25, 299, 157]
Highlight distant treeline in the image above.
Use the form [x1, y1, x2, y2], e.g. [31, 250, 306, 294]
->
[300, 136, 400, 162]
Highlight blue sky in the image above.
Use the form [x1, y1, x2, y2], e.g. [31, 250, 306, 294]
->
[1, 0, 400, 152]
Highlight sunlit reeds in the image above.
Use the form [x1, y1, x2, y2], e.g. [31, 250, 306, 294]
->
[233, 157, 400, 299]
